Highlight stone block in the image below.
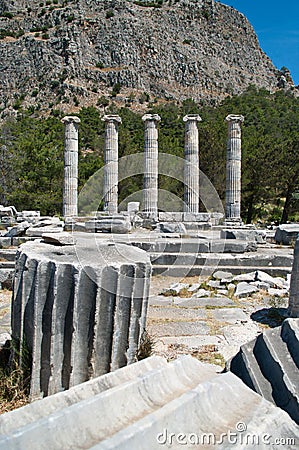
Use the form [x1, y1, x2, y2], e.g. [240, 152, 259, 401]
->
[4, 221, 30, 237]
[212, 270, 234, 282]
[233, 272, 256, 282]
[227, 318, 299, 424]
[85, 218, 132, 233]
[210, 240, 257, 253]
[183, 212, 210, 222]
[275, 224, 299, 245]
[220, 228, 266, 243]
[42, 232, 76, 246]
[0, 237, 11, 248]
[157, 222, 187, 234]
[26, 227, 63, 237]
[158, 212, 183, 222]
[127, 202, 140, 213]
[12, 236, 37, 246]
[235, 282, 259, 298]
[256, 270, 285, 288]
[0, 356, 167, 435]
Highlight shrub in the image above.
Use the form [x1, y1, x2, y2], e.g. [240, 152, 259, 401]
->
[105, 10, 114, 19]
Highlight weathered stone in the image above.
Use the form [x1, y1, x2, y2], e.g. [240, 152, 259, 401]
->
[4, 221, 30, 237]
[62, 116, 80, 217]
[220, 228, 266, 242]
[102, 115, 122, 214]
[227, 318, 299, 424]
[150, 321, 210, 337]
[288, 238, 299, 317]
[174, 296, 236, 307]
[42, 232, 76, 246]
[183, 212, 211, 222]
[213, 270, 234, 281]
[85, 218, 132, 234]
[11, 238, 151, 399]
[26, 227, 63, 237]
[268, 288, 288, 297]
[191, 288, 210, 298]
[127, 202, 140, 214]
[158, 212, 183, 222]
[211, 308, 248, 324]
[251, 281, 271, 291]
[187, 283, 201, 293]
[32, 218, 64, 228]
[256, 270, 285, 288]
[217, 289, 228, 296]
[0, 205, 17, 219]
[235, 282, 258, 298]
[16, 210, 40, 223]
[210, 239, 257, 253]
[165, 282, 189, 294]
[207, 279, 220, 288]
[142, 114, 161, 219]
[233, 271, 256, 282]
[157, 222, 187, 234]
[0, 269, 14, 289]
[183, 114, 202, 213]
[0, 237, 12, 248]
[275, 224, 299, 245]
[225, 115, 244, 222]
[0, 356, 167, 435]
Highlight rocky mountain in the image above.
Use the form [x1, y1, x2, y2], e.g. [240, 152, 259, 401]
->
[0, 0, 296, 116]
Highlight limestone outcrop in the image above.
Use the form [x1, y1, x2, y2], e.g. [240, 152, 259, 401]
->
[0, 0, 293, 115]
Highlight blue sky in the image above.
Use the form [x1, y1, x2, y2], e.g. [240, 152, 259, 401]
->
[221, 1, 299, 85]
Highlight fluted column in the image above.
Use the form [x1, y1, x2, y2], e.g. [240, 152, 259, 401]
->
[142, 114, 161, 219]
[102, 115, 122, 214]
[288, 237, 299, 317]
[183, 114, 202, 213]
[225, 114, 244, 222]
[62, 116, 80, 217]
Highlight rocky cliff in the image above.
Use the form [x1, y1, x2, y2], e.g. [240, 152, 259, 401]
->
[0, 0, 295, 115]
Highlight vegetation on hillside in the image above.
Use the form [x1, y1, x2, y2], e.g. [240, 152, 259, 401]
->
[0, 86, 298, 223]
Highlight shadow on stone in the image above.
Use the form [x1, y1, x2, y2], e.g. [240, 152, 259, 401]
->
[251, 307, 288, 328]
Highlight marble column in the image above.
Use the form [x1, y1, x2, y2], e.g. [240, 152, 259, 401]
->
[225, 114, 244, 222]
[183, 114, 202, 213]
[102, 115, 122, 214]
[142, 114, 161, 219]
[288, 237, 299, 317]
[62, 116, 80, 217]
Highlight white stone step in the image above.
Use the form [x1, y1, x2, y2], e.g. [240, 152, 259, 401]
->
[94, 372, 298, 450]
[0, 356, 218, 450]
[153, 265, 292, 277]
[0, 356, 167, 435]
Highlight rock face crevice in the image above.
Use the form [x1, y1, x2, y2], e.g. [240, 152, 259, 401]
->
[11, 239, 151, 400]
[0, 0, 292, 114]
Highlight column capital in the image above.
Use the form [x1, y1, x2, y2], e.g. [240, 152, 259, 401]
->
[183, 114, 202, 123]
[61, 116, 81, 124]
[102, 114, 122, 124]
[225, 114, 244, 123]
[142, 114, 161, 123]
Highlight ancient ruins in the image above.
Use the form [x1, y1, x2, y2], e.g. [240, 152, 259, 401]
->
[0, 111, 298, 447]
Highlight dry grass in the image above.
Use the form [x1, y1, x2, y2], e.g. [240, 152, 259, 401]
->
[0, 341, 31, 414]
[137, 330, 155, 361]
